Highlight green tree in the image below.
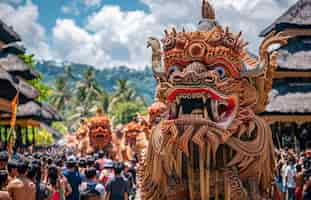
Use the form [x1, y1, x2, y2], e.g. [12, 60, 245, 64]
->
[74, 68, 103, 105]
[50, 76, 70, 112]
[109, 79, 142, 111]
[64, 65, 77, 81]
[35, 129, 54, 145]
[51, 122, 68, 136]
[64, 68, 109, 130]
[110, 101, 147, 125]
[19, 54, 51, 102]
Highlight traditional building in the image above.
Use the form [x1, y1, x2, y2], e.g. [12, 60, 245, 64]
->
[259, 0, 311, 149]
[0, 19, 61, 149]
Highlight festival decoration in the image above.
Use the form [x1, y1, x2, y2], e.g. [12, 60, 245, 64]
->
[75, 108, 113, 155]
[135, 1, 288, 199]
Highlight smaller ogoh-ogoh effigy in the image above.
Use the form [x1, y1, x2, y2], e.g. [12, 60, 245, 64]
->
[76, 108, 113, 156]
[135, 0, 294, 199]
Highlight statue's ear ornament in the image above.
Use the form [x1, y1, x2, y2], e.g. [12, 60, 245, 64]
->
[147, 36, 166, 80]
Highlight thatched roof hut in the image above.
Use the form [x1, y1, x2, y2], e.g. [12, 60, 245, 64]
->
[260, 0, 311, 37]
[0, 67, 39, 104]
[259, 0, 311, 149]
[0, 101, 61, 124]
[0, 43, 25, 57]
[0, 54, 39, 80]
[0, 20, 21, 44]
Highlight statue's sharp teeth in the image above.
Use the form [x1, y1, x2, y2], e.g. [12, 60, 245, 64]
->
[202, 96, 207, 104]
[171, 103, 177, 117]
[176, 96, 181, 105]
[204, 106, 208, 119]
[211, 100, 220, 121]
[220, 112, 226, 120]
[179, 106, 183, 117]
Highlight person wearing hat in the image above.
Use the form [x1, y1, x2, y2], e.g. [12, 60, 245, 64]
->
[99, 160, 114, 187]
[63, 156, 82, 200]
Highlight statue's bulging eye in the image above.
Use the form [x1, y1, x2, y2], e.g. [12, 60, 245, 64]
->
[168, 65, 180, 75]
[215, 66, 226, 79]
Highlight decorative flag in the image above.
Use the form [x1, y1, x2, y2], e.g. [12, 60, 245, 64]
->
[10, 91, 19, 128]
[7, 91, 19, 157]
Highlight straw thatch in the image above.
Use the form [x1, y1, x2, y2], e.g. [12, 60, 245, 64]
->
[0, 43, 25, 56]
[0, 67, 39, 103]
[0, 101, 62, 124]
[0, 54, 39, 80]
[266, 90, 311, 113]
[260, 0, 311, 37]
[17, 101, 62, 123]
[0, 19, 21, 44]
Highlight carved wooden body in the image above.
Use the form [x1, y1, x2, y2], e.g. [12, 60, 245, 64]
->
[135, 1, 288, 200]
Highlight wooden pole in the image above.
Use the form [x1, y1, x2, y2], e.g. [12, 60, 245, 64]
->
[224, 173, 231, 200]
[200, 145, 206, 200]
[206, 144, 211, 200]
[187, 143, 195, 200]
[215, 170, 219, 200]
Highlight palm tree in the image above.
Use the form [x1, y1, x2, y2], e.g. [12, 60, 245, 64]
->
[50, 76, 70, 112]
[74, 68, 102, 103]
[64, 65, 77, 81]
[66, 68, 109, 129]
[109, 79, 138, 111]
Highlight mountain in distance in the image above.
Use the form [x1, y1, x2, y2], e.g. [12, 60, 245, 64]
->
[36, 60, 157, 104]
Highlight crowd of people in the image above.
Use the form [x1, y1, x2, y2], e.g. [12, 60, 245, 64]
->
[0, 148, 136, 200]
[275, 148, 311, 200]
[1, 144, 311, 200]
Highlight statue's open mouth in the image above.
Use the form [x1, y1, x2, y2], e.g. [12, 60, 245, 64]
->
[90, 129, 112, 147]
[167, 88, 238, 129]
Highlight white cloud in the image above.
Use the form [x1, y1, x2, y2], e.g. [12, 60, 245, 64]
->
[0, 1, 52, 60]
[61, 0, 101, 15]
[140, 0, 298, 53]
[52, 6, 162, 69]
[0, 0, 23, 5]
[61, 5, 80, 16]
[0, 0, 299, 69]
[84, 0, 101, 7]
[52, 19, 111, 68]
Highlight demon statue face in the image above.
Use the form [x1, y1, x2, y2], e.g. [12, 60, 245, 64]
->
[87, 113, 112, 149]
[124, 121, 143, 148]
[136, 1, 290, 200]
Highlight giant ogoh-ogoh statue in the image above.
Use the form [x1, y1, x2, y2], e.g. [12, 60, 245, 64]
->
[136, 0, 290, 199]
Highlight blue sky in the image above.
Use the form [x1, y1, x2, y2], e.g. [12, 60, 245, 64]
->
[0, 0, 298, 69]
[34, 0, 149, 31]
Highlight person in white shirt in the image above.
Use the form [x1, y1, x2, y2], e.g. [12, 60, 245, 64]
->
[285, 159, 296, 200]
[281, 160, 288, 195]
